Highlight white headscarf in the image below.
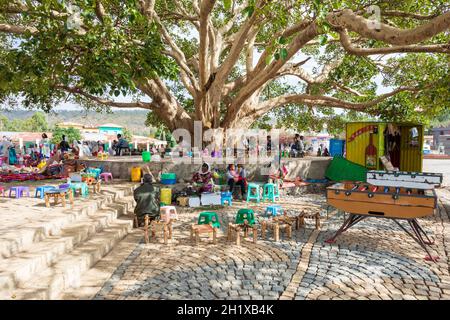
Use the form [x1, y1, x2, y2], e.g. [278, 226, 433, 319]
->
[198, 162, 211, 175]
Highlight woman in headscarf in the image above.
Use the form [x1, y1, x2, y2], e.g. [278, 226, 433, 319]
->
[192, 162, 213, 193]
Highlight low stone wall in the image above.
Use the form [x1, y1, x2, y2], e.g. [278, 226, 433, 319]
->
[77, 156, 332, 182]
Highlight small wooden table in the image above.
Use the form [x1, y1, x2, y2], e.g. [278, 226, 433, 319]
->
[260, 217, 292, 241]
[227, 222, 258, 245]
[44, 189, 74, 207]
[296, 210, 321, 230]
[190, 224, 217, 245]
[144, 215, 173, 245]
[85, 178, 101, 194]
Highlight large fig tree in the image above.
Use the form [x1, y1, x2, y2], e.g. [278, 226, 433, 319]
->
[1, 0, 449, 134]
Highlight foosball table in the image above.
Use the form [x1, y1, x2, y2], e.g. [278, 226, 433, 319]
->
[326, 171, 442, 262]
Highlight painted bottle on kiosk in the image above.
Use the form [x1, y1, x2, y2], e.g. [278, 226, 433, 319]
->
[365, 132, 377, 169]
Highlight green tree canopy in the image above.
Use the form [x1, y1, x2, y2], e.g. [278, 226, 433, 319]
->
[0, 111, 49, 132]
[1, 1, 449, 135]
[51, 126, 82, 144]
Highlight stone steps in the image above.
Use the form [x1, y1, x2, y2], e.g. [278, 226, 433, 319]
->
[0, 183, 137, 300]
[0, 185, 134, 259]
[7, 220, 133, 300]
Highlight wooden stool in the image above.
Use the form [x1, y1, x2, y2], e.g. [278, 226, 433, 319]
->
[85, 178, 101, 194]
[177, 197, 189, 207]
[297, 210, 321, 230]
[227, 223, 258, 246]
[144, 215, 172, 244]
[260, 218, 292, 241]
[190, 224, 217, 245]
[44, 189, 74, 208]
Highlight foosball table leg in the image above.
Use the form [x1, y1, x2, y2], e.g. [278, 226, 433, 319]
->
[235, 228, 240, 246]
[62, 195, 66, 207]
[393, 219, 439, 262]
[325, 214, 366, 244]
[252, 226, 258, 244]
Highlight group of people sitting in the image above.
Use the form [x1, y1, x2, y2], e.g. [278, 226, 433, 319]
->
[190, 162, 248, 199]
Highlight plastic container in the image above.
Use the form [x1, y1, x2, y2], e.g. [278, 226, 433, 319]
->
[161, 173, 176, 185]
[131, 167, 142, 182]
[329, 139, 345, 157]
[160, 188, 172, 205]
[142, 151, 151, 162]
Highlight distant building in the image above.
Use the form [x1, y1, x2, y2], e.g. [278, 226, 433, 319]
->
[432, 126, 450, 148]
[97, 123, 123, 135]
[56, 122, 85, 130]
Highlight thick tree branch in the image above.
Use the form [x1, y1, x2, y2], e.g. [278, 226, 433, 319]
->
[338, 29, 450, 55]
[56, 86, 151, 109]
[382, 10, 440, 20]
[0, 23, 38, 35]
[250, 86, 423, 119]
[199, 0, 217, 87]
[328, 9, 450, 46]
[95, 1, 106, 23]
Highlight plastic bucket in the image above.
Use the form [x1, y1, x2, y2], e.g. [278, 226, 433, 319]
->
[131, 167, 142, 182]
[160, 188, 172, 205]
[142, 151, 151, 162]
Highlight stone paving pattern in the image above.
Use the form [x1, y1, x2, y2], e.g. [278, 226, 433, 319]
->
[90, 188, 450, 300]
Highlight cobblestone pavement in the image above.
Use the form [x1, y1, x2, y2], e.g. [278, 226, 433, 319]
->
[93, 189, 450, 300]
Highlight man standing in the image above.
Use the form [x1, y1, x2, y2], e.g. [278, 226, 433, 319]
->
[290, 134, 305, 157]
[116, 134, 129, 155]
[59, 135, 70, 153]
[133, 173, 160, 227]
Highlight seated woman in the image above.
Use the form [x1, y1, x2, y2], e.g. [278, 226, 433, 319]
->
[133, 174, 160, 227]
[227, 164, 246, 199]
[192, 162, 214, 193]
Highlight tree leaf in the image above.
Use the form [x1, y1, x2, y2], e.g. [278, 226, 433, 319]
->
[274, 52, 280, 60]
[224, 0, 232, 11]
[278, 36, 287, 45]
[319, 35, 328, 45]
[242, 5, 255, 18]
[265, 55, 273, 65]
[114, 90, 120, 97]
[280, 48, 288, 60]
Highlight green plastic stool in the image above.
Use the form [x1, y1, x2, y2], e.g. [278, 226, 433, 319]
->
[235, 209, 256, 226]
[70, 182, 89, 198]
[262, 183, 279, 202]
[246, 183, 261, 203]
[198, 212, 221, 228]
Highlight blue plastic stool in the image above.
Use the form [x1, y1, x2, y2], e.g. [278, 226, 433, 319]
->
[86, 168, 101, 179]
[35, 186, 56, 199]
[221, 191, 233, 206]
[246, 183, 261, 203]
[266, 205, 283, 217]
[262, 183, 279, 202]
